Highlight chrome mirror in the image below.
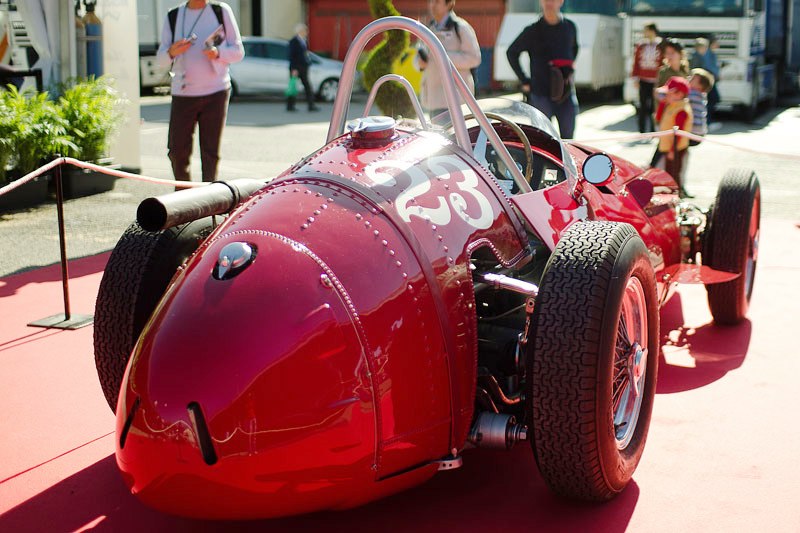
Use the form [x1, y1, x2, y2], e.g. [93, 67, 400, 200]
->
[582, 153, 614, 186]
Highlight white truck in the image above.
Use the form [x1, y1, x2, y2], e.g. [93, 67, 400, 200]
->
[493, 2, 626, 93]
[622, 0, 793, 120]
[138, 0, 240, 91]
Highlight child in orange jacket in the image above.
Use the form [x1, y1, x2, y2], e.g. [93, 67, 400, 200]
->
[653, 76, 693, 197]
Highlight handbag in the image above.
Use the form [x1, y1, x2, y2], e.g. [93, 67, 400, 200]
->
[548, 61, 574, 103]
[285, 76, 299, 98]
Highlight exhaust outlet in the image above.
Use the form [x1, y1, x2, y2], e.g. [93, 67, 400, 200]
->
[137, 179, 265, 232]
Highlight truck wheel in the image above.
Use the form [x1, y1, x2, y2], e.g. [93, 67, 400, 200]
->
[93, 219, 214, 412]
[704, 169, 760, 325]
[526, 221, 659, 501]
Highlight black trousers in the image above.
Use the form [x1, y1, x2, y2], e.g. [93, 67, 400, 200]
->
[638, 81, 656, 133]
[168, 89, 230, 183]
[287, 66, 315, 110]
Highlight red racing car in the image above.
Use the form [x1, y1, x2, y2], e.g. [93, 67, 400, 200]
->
[93, 17, 760, 519]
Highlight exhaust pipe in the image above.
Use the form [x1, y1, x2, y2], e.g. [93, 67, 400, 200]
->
[137, 179, 266, 232]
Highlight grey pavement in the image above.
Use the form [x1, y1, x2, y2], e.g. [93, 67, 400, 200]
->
[1, 92, 798, 278]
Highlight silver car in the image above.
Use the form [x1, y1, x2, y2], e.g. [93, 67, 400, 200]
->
[230, 37, 346, 102]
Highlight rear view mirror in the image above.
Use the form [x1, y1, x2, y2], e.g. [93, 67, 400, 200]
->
[582, 153, 615, 186]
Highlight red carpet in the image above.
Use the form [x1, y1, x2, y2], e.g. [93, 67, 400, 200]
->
[2, 220, 799, 532]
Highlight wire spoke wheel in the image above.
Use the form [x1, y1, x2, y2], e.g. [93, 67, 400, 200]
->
[528, 221, 658, 501]
[612, 276, 648, 450]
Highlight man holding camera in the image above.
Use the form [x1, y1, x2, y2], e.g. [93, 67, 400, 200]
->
[157, 0, 244, 185]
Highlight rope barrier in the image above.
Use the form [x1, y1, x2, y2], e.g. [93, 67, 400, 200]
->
[571, 128, 800, 161]
[0, 157, 206, 198]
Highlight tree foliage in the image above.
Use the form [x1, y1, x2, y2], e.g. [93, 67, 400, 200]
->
[361, 0, 415, 118]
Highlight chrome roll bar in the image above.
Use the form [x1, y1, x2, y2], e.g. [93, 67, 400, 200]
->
[327, 16, 531, 194]
[363, 74, 430, 130]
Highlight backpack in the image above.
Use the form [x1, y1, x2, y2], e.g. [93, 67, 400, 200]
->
[168, 2, 224, 42]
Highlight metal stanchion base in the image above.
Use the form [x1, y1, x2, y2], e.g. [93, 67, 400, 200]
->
[28, 313, 94, 330]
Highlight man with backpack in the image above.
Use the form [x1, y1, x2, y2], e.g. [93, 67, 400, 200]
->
[157, 0, 244, 186]
[415, 0, 481, 121]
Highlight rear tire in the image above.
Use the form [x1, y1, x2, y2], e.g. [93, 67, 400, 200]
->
[93, 219, 214, 412]
[527, 221, 659, 501]
[704, 169, 760, 325]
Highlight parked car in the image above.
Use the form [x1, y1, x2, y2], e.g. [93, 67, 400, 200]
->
[229, 37, 346, 101]
[94, 17, 760, 520]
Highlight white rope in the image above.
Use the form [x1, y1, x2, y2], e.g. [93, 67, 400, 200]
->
[570, 128, 800, 161]
[0, 157, 206, 198]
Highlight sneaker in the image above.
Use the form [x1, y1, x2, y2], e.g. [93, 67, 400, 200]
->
[308, 105, 320, 112]
[708, 122, 722, 132]
[287, 107, 297, 112]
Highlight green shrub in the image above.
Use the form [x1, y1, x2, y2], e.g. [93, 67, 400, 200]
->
[57, 76, 124, 162]
[0, 86, 75, 179]
[0, 77, 124, 183]
[362, 0, 415, 118]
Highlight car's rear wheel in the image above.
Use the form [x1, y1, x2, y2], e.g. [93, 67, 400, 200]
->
[703, 169, 760, 325]
[318, 78, 339, 102]
[526, 221, 659, 501]
[93, 219, 214, 412]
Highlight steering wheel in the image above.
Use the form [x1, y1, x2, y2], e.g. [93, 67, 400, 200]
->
[441, 112, 534, 186]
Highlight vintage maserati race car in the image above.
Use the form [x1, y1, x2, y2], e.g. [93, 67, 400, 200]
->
[93, 17, 760, 519]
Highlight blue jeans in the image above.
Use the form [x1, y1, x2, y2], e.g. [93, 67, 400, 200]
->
[529, 91, 579, 139]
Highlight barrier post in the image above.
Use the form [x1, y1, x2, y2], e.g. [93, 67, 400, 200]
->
[28, 158, 94, 330]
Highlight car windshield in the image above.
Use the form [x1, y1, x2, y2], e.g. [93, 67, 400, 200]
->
[627, 0, 745, 17]
[467, 98, 579, 187]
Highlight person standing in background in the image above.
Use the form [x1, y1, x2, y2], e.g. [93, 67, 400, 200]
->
[157, 0, 244, 186]
[691, 36, 721, 129]
[506, 0, 579, 139]
[687, 68, 714, 145]
[415, 0, 481, 120]
[631, 22, 662, 133]
[657, 38, 690, 87]
[653, 76, 693, 197]
[287, 24, 319, 112]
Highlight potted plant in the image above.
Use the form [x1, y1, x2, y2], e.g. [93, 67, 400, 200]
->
[0, 86, 74, 211]
[57, 76, 125, 198]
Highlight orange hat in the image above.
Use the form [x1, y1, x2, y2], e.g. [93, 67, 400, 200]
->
[662, 76, 690, 96]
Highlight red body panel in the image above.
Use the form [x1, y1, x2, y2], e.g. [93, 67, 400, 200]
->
[117, 128, 529, 518]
